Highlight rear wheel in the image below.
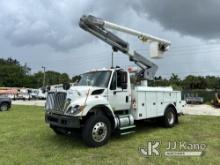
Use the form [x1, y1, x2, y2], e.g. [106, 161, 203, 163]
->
[82, 114, 111, 147]
[0, 103, 9, 111]
[163, 107, 177, 128]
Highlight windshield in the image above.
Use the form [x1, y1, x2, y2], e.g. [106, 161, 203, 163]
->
[77, 71, 112, 88]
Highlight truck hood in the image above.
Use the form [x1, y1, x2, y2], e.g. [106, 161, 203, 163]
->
[66, 86, 104, 101]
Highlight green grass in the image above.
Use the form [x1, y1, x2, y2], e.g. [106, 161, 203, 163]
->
[0, 105, 219, 165]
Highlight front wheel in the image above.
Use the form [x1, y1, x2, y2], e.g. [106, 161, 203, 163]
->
[163, 107, 177, 128]
[82, 114, 111, 147]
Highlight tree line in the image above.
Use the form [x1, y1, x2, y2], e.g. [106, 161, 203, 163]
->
[1, 57, 220, 90]
[0, 58, 71, 88]
[149, 73, 220, 90]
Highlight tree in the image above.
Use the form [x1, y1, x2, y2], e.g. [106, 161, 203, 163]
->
[170, 74, 180, 85]
[182, 75, 207, 89]
[0, 58, 26, 87]
[205, 76, 220, 89]
[60, 73, 70, 83]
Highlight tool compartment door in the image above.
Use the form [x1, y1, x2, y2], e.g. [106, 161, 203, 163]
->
[135, 91, 158, 120]
[135, 91, 146, 120]
[145, 92, 157, 118]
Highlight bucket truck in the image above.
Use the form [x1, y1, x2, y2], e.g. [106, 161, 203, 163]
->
[45, 15, 184, 147]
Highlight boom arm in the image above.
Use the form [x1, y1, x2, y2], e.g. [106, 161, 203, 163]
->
[79, 15, 170, 80]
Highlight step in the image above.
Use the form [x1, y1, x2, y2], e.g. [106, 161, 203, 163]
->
[119, 125, 136, 130]
[120, 131, 135, 136]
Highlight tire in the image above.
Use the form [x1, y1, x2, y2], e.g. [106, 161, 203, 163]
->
[163, 107, 177, 128]
[82, 114, 111, 147]
[50, 125, 68, 135]
[0, 103, 9, 111]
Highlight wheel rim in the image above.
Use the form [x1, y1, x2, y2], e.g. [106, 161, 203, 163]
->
[1, 105, 8, 111]
[92, 122, 108, 142]
[167, 111, 175, 125]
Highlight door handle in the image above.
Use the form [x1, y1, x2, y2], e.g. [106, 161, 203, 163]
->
[126, 96, 129, 102]
[113, 90, 127, 95]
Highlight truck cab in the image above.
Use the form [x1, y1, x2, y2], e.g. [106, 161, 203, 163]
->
[45, 67, 131, 118]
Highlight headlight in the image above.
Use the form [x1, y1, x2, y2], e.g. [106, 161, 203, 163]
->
[66, 105, 81, 115]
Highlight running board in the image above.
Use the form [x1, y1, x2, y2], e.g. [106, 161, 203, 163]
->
[118, 125, 136, 136]
[120, 131, 135, 135]
[119, 125, 136, 130]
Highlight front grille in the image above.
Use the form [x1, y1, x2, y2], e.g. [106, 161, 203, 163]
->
[46, 92, 67, 111]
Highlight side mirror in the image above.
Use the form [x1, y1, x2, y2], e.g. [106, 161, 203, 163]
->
[47, 86, 51, 91]
[42, 88, 46, 94]
[63, 83, 70, 90]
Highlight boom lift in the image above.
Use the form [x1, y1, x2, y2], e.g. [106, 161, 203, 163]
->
[45, 15, 183, 147]
[79, 15, 171, 80]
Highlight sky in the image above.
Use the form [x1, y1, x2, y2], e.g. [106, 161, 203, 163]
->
[1, 0, 220, 78]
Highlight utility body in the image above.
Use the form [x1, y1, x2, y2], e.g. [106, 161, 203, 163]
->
[45, 15, 184, 147]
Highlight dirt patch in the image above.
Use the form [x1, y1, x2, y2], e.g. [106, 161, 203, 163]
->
[182, 104, 220, 116]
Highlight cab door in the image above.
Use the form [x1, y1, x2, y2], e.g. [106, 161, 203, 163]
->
[108, 70, 130, 111]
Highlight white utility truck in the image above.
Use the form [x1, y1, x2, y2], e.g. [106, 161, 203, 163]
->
[45, 15, 184, 147]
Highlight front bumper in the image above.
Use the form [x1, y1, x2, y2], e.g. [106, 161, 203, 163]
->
[45, 112, 81, 128]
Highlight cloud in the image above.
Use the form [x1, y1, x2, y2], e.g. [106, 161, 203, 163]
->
[0, 0, 96, 51]
[0, 0, 136, 51]
[135, 0, 220, 40]
[1, 0, 220, 52]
